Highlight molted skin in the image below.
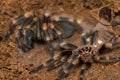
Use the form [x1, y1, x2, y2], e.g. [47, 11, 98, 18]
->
[29, 7, 120, 80]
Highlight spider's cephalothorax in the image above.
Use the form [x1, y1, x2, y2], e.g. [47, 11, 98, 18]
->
[4, 11, 77, 56]
[29, 7, 120, 80]
[76, 45, 95, 62]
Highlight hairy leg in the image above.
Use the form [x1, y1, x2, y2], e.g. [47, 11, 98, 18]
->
[94, 55, 120, 62]
[56, 52, 79, 80]
[29, 50, 72, 74]
[79, 62, 92, 80]
[4, 12, 34, 41]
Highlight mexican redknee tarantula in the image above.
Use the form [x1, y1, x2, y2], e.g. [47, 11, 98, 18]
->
[4, 11, 78, 56]
[29, 7, 120, 80]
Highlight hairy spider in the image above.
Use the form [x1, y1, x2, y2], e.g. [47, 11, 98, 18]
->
[29, 7, 120, 80]
[4, 11, 78, 56]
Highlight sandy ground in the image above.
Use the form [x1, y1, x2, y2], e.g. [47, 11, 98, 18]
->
[0, 0, 120, 80]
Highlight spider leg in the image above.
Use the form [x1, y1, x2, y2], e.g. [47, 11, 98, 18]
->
[4, 20, 27, 41]
[48, 22, 62, 43]
[41, 17, 54, 57]
[47, 56, 67, 71]
[94, 55, 120, 62]
[45, 27, 56, 57]
[15, 29, 28, 52]
[40, 21, 55, 57]
[56, 52, 79, 79]
[29, 64, 44, 74]
[47, 51, 73, 71]
[23, 28, 34, 49]
[81, 30, 95, 45]
[23, 17, 38, 48]
[15, 17, 36, 52]
[112, 43, 120, 49]
[111, 20, 120, 26]
[46, 41, 54, 57]
[4, 24, 16, 41]
[4, 12, 34, 41]
[60, 42, 78, 50]
[29, 58, 54, 74]
[49, 23, 65, 52]
[90, 32, 96, 45]
[58, 33, 62, 44]
[29, 58, 56, 74]
[79, 63, 92, 80]
[29, 51, 71, 74]
[35, 18, 42, 39]
[51, 14, 75, 22]
[17, 17, 37, 52]
[47, 22, 71, 57]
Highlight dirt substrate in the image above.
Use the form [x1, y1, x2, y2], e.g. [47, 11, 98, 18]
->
[0, 0, 120, 80]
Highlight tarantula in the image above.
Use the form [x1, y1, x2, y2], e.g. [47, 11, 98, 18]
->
[4, 11, 78, 56]
[29, 7, 120, 80]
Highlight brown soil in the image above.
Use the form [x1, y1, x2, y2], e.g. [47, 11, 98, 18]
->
[0, 0, 120, 80]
